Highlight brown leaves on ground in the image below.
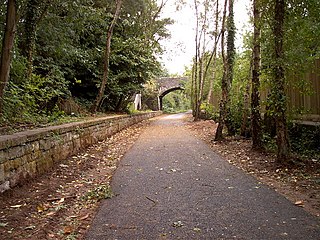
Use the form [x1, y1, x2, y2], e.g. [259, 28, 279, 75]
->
[0, 115, 318, 239]
[0, 119, 153, 239]
[186, 118, 320, 217]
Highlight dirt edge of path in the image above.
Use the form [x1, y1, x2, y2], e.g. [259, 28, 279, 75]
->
[0, 117, 161, 240]
[185, 118, 320, 218]
[0, 114, 318, 240]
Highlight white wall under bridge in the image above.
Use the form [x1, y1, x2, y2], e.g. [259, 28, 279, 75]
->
[133, 77, 188, 111]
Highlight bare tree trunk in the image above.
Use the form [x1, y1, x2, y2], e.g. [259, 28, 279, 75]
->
[197, 40, 205, 119]
[251, 0, 263, 149]
[90, 0, 123, 113]
[197, 0, 209, 120]
[191, 64, 196, 116]
[0, 0, 17, 114]
[214, 0, 228, 141]
[273, 0, 290, 161]
[207, 0, 219, 103]
[193, 0, 200, 120]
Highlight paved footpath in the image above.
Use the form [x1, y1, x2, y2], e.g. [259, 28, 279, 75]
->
[86, 113, 320, 239]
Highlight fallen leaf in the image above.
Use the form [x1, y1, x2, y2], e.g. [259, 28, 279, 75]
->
[25, 225, 36, 230]
[193, 227, 201, 232]
[0, 222, 8, 227]
[46, 212, 55, 216]
[64, 226, 73, 235]
[37, 204, 49, 213]
[10, 204, 22, 208]
[172, 221, 184, 228]
[294, 200, 304, 207]
[79, 213, 90, 220]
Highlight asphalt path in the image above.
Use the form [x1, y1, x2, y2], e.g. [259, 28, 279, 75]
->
[86, 113, 320, 239]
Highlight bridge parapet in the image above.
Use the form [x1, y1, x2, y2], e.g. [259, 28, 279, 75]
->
[157, 77, 188, 97]
[156, 77, 188, 110]
[137, 77, 188, 111]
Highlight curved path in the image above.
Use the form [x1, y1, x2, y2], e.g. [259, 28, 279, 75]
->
[86, 113, 319, 239]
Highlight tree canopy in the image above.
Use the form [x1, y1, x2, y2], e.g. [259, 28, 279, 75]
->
[0, 0, 172, 122]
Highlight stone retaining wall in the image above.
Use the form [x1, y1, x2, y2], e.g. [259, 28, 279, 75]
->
[0, 112, 161, 192]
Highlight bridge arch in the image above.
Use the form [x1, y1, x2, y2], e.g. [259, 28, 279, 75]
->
[156, 77, 188, 111]
[158, 86, 185, 110]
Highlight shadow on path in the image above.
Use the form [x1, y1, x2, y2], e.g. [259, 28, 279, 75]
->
[86, 113, 320, 239]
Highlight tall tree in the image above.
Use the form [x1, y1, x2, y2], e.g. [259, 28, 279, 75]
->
[0, 0, 17, 114]
[224, 0, 236, 135]
[90, 0, 123, 113]
[214, 0, 230, 140]
[192, 0, 213, 121]
[193, 0, 200, 120]
[20, 0, 50, 78]
[251, 0, 263, 149]
[207, 0, 219, 103]
[272, 0, 290, 161]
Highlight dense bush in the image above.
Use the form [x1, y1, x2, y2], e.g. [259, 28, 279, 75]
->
[0, 0, 171, 125]
[162, 91, 190, 113]
[289, 123, 320, 158]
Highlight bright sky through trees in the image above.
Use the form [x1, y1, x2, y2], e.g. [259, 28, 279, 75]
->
[158, 0, 251, 75]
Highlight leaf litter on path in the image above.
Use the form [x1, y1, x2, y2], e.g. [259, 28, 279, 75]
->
[0, 119, 153, 239]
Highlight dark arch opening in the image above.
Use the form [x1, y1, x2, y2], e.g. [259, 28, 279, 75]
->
[158, 87, 184, 110]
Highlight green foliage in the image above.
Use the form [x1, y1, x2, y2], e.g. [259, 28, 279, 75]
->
[2, 72, 69, 123]
[289, 123, 320, 158]
[1, 0, 172, 125]
[228, 52, 251, 134]
[81, 184, 113, 203]
[200, 102, 219, 120]
[260, 0, 320, 116]
[162, 91, 190, 113]
[141, 79, 159, 111]
[2, 49, 69, 123]
[262, 133, 277, 153]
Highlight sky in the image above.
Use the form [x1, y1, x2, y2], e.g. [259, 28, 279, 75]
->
[158, 0, 251, 75]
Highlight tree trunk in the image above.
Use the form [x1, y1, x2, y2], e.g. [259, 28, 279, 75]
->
[251, 0, 263, 150]
[225, 0, 236, 136]
[193, 0, 200, 120]
[0, 0, 17, 114]
[207, 0, 219, 104]
[273, 0, 290, 161]
[214, 0, 228, 141]
[21, 0, 50, 79]
[90, 0, 123, 113]
[191, 64, 195, 116]
[197, 0, 209, 120]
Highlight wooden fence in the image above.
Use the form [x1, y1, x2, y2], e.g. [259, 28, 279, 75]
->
[261, 59, 320, 121]
[286, 59, 320, 121]
[210, 59, 320, 122]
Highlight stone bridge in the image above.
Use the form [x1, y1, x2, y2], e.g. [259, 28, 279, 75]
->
[134, 77, 188, 111]
[156, 77, 188, 110]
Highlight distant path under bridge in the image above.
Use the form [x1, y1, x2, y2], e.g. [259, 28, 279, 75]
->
[156, 77, 188, 110]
